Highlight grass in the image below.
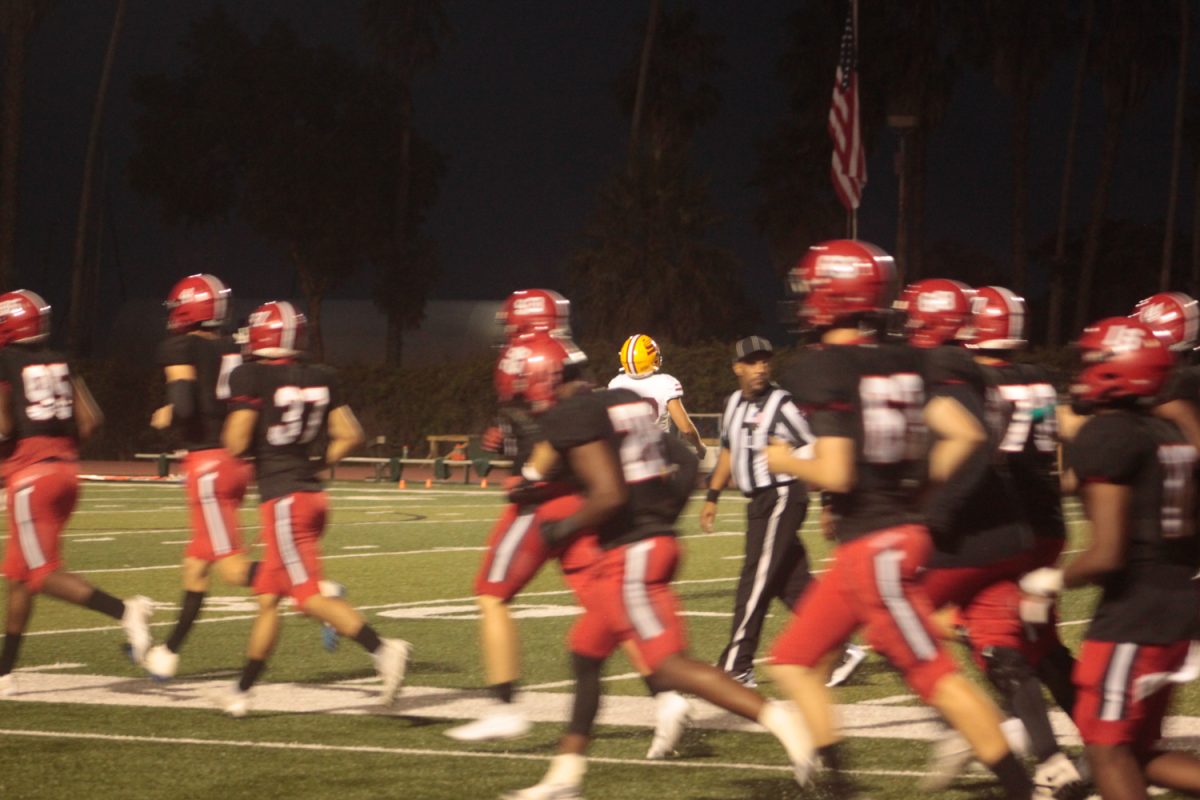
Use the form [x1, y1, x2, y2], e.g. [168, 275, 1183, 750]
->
[0, 480, 1193, 799]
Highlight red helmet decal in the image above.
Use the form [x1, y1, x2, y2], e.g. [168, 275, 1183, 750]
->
[789, 239, 896, 329]
[165, 274, 230, 333]
[1131, 292, 1199, 352]
[247, 301, 307, 359]
[964, 285, 1027, 350]
[896, 278, 974, 348]
[1071, 317, 1174, 406]
[498, 289, 571, 339]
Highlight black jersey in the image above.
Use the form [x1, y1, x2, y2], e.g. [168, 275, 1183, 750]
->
[228, 360, 342, 502]
[1068, 411, 1200, 643]
[983, 361, 1065, 541]
[540, 388, 692, 549]
[781, 344, 928, 542]
[924, 347, 1032, 568]
[1159, 361, 1200, 405]
[0, 343, 79, 442]
[157, 333, 242, 450]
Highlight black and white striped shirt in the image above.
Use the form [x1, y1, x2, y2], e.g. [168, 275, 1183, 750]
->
[719, 385, 813, 495]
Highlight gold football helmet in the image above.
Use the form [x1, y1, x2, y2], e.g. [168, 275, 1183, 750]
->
[618, 334, 662, 378]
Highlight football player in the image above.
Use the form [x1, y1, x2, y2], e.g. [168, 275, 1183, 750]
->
[765, 241, 1034, 799]
[216, 301, 409, 716]
[144, 274, 258, 679]
[449, 330, 694, 761]
[501, 335, 814, 800]
[1021, 316, 1200, 799]
[607, 334, 706, 458]
[0, 290, 153, 695]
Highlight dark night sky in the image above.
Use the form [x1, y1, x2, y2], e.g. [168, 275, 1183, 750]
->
[10, 1, 1193, 332]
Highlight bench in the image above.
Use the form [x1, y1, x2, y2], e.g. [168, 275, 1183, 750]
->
[133, 452, 513, 485]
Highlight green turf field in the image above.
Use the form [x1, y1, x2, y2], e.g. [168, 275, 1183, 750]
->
[0, 480, 1193, 799]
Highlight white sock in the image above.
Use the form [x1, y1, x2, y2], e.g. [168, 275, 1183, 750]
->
[1000, 717, 1031, 757]
[543, 753, 586, 785]
[758, 701, 814, 766]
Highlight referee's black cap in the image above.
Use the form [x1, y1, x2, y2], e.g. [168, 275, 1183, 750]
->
[733, 336, 773, 363]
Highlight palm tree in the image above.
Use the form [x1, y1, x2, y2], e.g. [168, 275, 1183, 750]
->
[67, 0, 126, 354]
[1073, 0, 1173, 334]
[0, 0, 50, 291]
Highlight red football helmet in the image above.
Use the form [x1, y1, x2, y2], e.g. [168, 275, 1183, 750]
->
[1070, 317, 1174, 407]
[1131, 292, 1199, 352]
[494, 331, 586, 412]
[247, 301, 307, 359]
[165, 274, 230, 333]
[789, 239, 896, 329]
[0, 290, 50, 346]
[498, 289, 571, 339]
[965, 285, 1027, 350]
[895, 278, 974, 348]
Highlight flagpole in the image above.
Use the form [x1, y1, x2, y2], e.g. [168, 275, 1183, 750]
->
[850, 0, 859, 241]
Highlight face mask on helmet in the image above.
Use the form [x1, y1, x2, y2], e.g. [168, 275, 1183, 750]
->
[1131, 292, 1199, 352]
[1069, 317, 1174, 412]
[495, 331, 587, 413]
[895, 278, 974, 348]
[788, 239, 897, 333]
[246, 301, 307, 359]
[618, 334, 661, 378]
[0, 290, 51, 347]
[165, 274, 230, 333]
[498, 289, 571, 341]
[964, 286, 1027, 351]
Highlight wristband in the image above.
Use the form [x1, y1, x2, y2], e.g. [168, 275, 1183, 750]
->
[705, 488, 720, 504]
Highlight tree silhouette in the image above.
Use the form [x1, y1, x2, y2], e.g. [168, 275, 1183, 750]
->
[128, 8, 434, 360]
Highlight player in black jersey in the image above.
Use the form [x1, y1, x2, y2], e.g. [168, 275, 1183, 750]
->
[1022, 316, 1200, 799]
[499, 338, 815, 800]
[765, 241, 1034, 800]
[0, 291, 153, 695]
[143, 274, 259, 680]
[216, 301, 409, 716]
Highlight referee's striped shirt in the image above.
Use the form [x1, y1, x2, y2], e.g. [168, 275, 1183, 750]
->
[720, 385, 812, 495]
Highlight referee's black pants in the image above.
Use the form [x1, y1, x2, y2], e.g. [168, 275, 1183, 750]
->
[717, 484, 811, 677]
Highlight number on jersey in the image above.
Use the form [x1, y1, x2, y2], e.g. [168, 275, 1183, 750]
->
[1160, 444, 1197, 539]
[994, 382, 1058, 454]
[607, 402, 667, 483]
[215, 353, 242, 400]
[859, 373, 925, 464]
[267, 385, 330, 446]
[22, 363, 72, 421]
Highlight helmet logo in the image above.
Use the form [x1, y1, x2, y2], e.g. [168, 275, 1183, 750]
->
[916, 290, 958, 312]
[813, 254, 860, 279]
[0, 298, 22, 319]
[497, 346, 531, 376]
[511, 297, 548, 315]
[1100, 324, 1148, 352]
[1138, 302, 1166, 324]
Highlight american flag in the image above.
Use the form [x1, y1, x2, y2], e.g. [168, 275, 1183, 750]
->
[828, 5, 865, 211]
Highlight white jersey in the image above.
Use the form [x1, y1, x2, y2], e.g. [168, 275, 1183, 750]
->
[608, 371, 683, 432]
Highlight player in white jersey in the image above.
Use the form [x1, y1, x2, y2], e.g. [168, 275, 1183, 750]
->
[608, 334, 707, 458]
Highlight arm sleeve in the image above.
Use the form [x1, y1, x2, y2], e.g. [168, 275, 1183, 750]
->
[1067, 415, 1145, 485]
[156, 335, 191, 367]
[227, 364, 262, 411]
[166, 380, 197, 420]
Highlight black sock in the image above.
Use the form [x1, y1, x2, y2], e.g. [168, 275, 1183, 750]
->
[165, 591, 206, 653]
[490, 680, 516, 704]
[642, 673, 667, 696]
[353, 624, 381, 654]
[987, 751, 1034, 798]
[815, 744, 857, 796]
[238, 659, 267, 692]
[1036, 642, 1077, 716]
[244, 561, 260, 587]
[84, 590, 125, 620]
[567, 653, 604, 738]
[0, 632, 22, 675]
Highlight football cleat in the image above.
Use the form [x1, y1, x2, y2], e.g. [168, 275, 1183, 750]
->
[918, 729, 975, 791]
[144, 644, 179, 680]
[246, 301, 306, 359]
[499, 783, 582, 800]
[826, 644, 868, 688]
[165, 274, 230, 333]
[1033, 752, 1089, 800]
[0, 290, 51, 346]
[375, 638, 411, 705]
[445, 705, 531, 742]
[216, 683, 251, 718]
[729, 668, 757, 688]
[121, 596, 154, 666]
[317, 580, 346, 652]
[617, 334, 662, 378]
[0, 673, 16, 697]
[646, 690, 692, 759]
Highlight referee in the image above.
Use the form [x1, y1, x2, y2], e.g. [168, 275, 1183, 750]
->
[701, 336, 813, 686]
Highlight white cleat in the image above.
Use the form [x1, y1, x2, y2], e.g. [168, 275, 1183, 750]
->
[826, 644, 868, 688]
[217, 684, 251, 718]
[0, 673, 16, 697]
[919, 729, 975, 791]
[1033, 752, 1087, 800]
[445, 706, 531, 742]
[499, 782, 582, 800]
[144, 644, 179, 680]
[375, 638, 411, 705]
[121, 596, 154, 666]
[646, 691, 692, 759]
